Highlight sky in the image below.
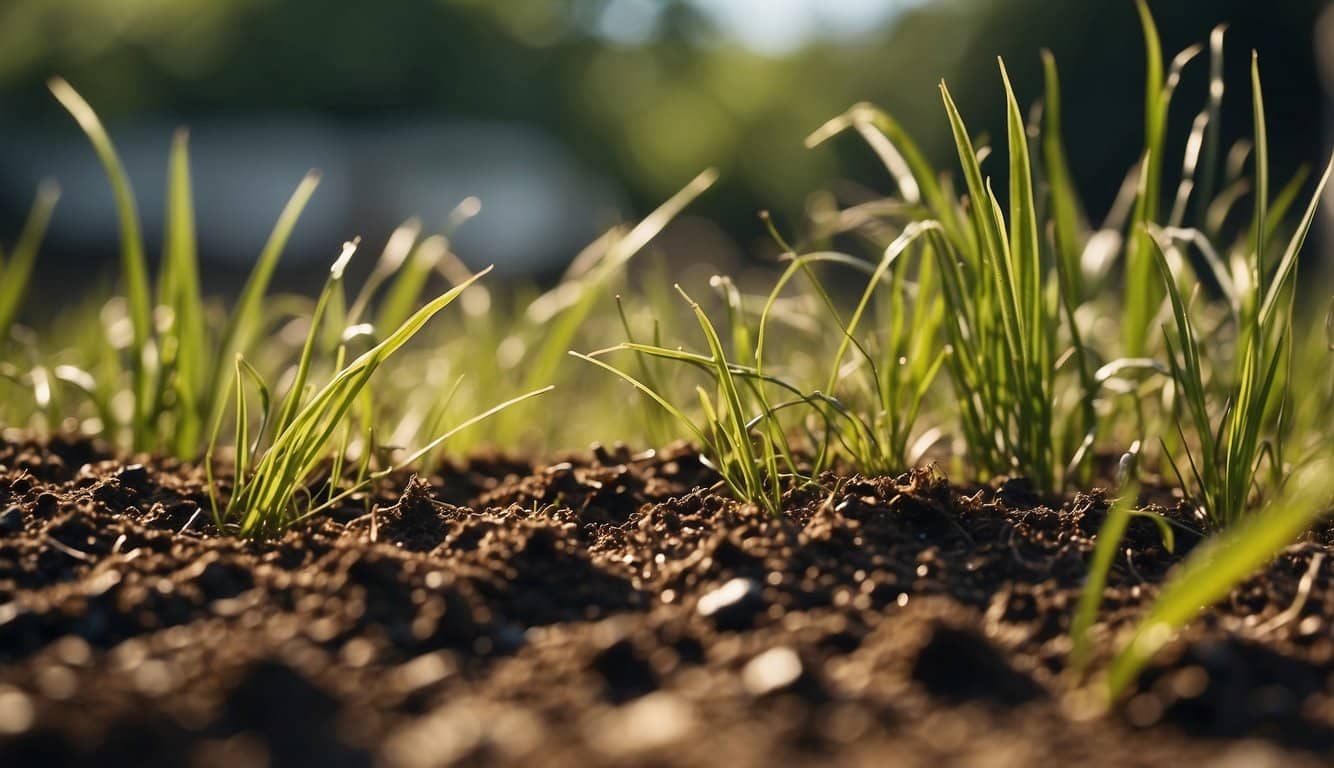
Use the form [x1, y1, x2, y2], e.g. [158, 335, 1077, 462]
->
[596, 0, 924, 53]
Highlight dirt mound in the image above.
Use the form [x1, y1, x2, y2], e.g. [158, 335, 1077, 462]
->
[0, 436, 1330, 766]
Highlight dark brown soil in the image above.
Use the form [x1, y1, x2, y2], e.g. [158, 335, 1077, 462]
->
[1, 434, 1332, 767]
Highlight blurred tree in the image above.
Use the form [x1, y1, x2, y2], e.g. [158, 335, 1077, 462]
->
[0, 0, 1326, 261]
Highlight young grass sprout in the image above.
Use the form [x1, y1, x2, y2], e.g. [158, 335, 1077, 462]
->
[209, 243, 551, 536]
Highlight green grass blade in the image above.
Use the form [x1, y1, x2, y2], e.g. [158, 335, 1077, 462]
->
[1123, 0, 1166, 356]
[1194, 24, 1227, 226]
[939, 81, 1005, 266]
[49, 78, 154, 446]
[0, 182, 59, 347]
[274, 239, 359, 438]
[1040, 50, 1086, 303]
[1259, 153, 1334, 328]
[235, 355, 272, 468]
[209, 171, 321, 425]
[1070, 482, 1140, 679]
[162, 130, 207, 456]
[1000, 58, 1042, 351]
[1250, 53, 1269, 297]
[1106, 458, 1334, 698]
[678, 283, 768, 511]
[374, 234, 446, 334]
[349, 217, 421, 326]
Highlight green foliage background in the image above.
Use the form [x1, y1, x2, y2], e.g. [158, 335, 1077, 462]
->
[0, 0, 1327, 255]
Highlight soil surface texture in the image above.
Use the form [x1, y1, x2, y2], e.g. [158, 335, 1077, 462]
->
[0, 434, 1332, 767]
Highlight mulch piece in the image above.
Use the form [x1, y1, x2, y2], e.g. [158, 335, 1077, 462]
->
[0, 434, 1330, 767]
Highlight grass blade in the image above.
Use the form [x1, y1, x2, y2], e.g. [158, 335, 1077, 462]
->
[1106, 458, 1334, 698]
[0, 182, 60, 347]
[162, 130, 207, 456]
[1070, 481, 1140, 678]
[49, 78, 154, 447]
[1040, 50, 1086, 303]
[209, 171, 321, 430]
[1123, 0, 1166, 356]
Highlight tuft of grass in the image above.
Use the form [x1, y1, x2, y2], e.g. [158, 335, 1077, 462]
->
[49, 77, 321, 457]
[576, 282, 814, 515]
[753, 220, 949, 474]
[210, 245, 550, 536]
[1150, 55, 1334, 528]
[922, 60, 1097, 492]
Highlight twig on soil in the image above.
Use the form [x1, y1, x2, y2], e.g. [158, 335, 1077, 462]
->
[178, 507, 205, 535]
[43, 535, 92, 562]
[1254, 552, 1324, 636]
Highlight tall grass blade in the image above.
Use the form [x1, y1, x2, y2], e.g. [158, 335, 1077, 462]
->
[1123, 0, 1167, 356]
[207, 171, 321, 434]
[49, 78, 154, 447]
[0, 182, 60, 348]
[1040, 50, 1086, 303]
[162, 130, 207, 456]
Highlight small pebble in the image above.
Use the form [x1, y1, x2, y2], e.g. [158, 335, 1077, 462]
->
[696, 577, 765, 631]
[0, 507, 23, 534]
[0, 686, 34, 735]
[587, 692, 694, 757]
[742, 647, 803, 696]
[393, 652, 456, 694]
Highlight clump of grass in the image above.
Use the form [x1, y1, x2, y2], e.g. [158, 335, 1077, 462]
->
[49, 78, 320, 457]
[806, 57, 1118, 493]
[752, 217, 950, 476]
[1150, 56, 1334, 528]
[576, 282, 814, 515]
[927, 60, 1098, 492]
[210, 242, 551, 536]
[1066, 31, 1334, 700]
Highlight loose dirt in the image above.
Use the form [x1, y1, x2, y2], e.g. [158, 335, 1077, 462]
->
[0, 435, 1331, 767]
